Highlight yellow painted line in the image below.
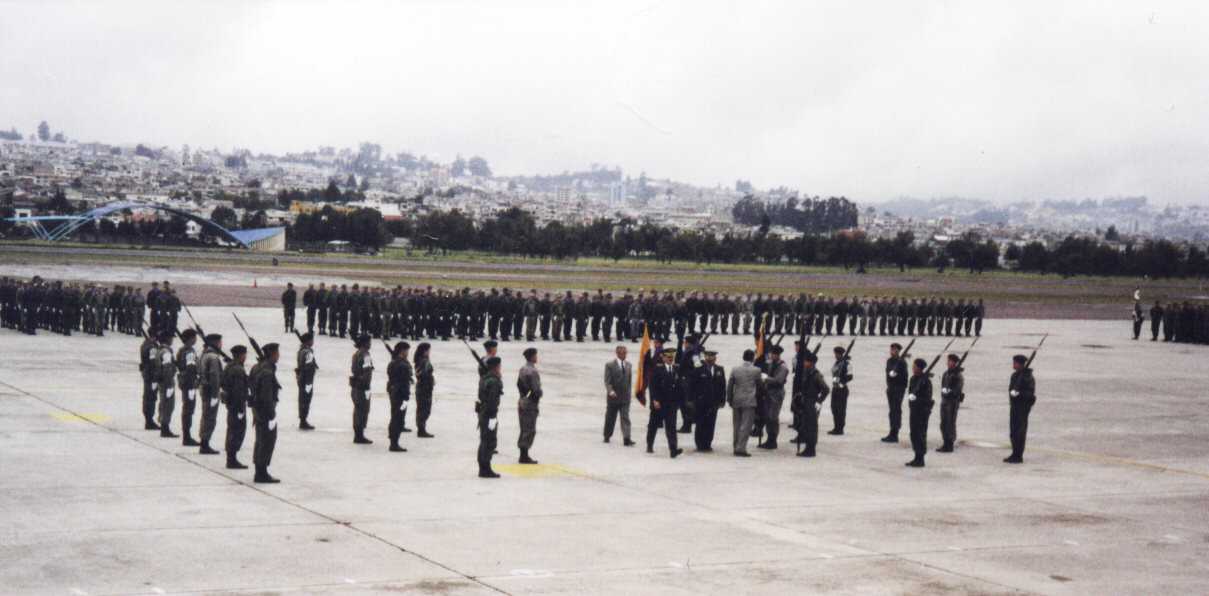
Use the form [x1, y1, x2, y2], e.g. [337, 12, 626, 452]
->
[51, 411, 111, 424]
[1030, 447, 1209, 481]
[494, 463, 587, 478]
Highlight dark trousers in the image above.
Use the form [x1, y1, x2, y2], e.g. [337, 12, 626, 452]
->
[284, 306, 295, 331]
[478, 415, 497, 470]
[886, 387, 905, 436]
[388, 393, 408, 445]
[318, 309, 328, 334]
[416, 388, 433, 431]
[939, 398, 959, 447]
[298, 381, 313, 422]
[1151, 319, 1161, 340]
[1132, 319, 1142, 339]
[199, 386, 220, 445]
[180, 387, 196, 438]
[1009, 399, 1033, 459]
[604, 399, 632, 441]
[306, 307, 316, 332]
[518, 405, 538, 451]
[909, 402, 932, 463]
[540, 315, 551, 339]
[693, 401, 717, 449]
[796, 403, 818, 453]
[253, 417, 276, 468]
[645, 402, 679, 452]
[351, 389, 370, 437]
[830, 387, 848, 432]
[225, 406, 246, 457]
[142, 375, 157, 423]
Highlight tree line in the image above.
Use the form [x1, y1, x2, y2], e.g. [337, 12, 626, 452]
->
[731, 194, 860, 234]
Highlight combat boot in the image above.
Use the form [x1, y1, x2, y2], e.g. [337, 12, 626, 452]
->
[519, 449, 538, 464]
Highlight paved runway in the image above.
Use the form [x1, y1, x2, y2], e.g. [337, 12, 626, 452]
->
[2, 310, 1207, 594]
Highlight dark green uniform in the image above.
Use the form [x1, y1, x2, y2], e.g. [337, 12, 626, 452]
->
[477, 373, 502, 475]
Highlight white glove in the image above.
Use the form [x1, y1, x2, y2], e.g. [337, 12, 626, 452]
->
[151, 383, 158, 392]
[166, 388, 175, 398]
[183, 390, 194, 402]
[305, 384, 313, 394]
[267, 418, 277, 431]
[488, 418, 498, 431]
[941, 388, 950, 395]
[832, 377, 839, 383]
[1010, 390, 1019, 397]
[814, 402, 822, 413]
[889, 371, 897, 378]
[400, 401, 408, 412]
[237, 412, 244, 420]
[908, 393, 916, 402]
[761, 373, 769, 382]
[210, 398, 218, 408]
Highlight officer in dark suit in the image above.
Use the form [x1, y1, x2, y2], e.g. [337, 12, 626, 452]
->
[646, 348, 684, 458]
[691, 350, 726, 451]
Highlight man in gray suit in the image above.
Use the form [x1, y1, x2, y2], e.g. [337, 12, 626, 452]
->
[603, 345, 635, 445]
[727, 349, 762, 457]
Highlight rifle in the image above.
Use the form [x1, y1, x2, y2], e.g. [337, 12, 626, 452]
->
[293, 329, 305, 343]
[1022, 334, 1047, 370]
[382, 339, 394, 356]
[811, 333, 829, 357]
[923, 338, 958, 376]
[699, 332, 712, 348]
[232, 313, 265, 361]
[954, 336, 979, 369]
[462, 339, 486, 375]
[900, 337, 917, 359]
[840, 337, 857, 361]
[182, 304, 232, 362]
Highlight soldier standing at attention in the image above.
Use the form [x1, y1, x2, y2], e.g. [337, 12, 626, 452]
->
[197, 334, 224, 455]
[1131, 300, 1144, 340]
[905, 358, 933, 468]
[176, 329, 201, 447]
[937, 353, 964, 453]
[828, 345, 853, 436]
[386, 341, 413, 452]
[692, 350, 726, 452]
[154, 332, 178, 438]
[303, 283, 317, 333]
[316, 283, 329, 335]
[646, 348, 684, 458]
[603, 345, 634, 445]
[1149, 301, 1164, 341]
[478, 356, 503, 478]
[1006, 354, 1037, 464]
[139, 330, 160, 430]
[882, 343, 908, 443]
[726, 349, 761, 457]
[757, 345, 788, 450]
[221, 345, 250, 470]
[349, 335, 375, 444]
[517, 347, 542, 464]
[414, 342, 436, 438]
[250, 343, 281, 483]
[296, 332, 318, 430]
[793, 350, 829, 458]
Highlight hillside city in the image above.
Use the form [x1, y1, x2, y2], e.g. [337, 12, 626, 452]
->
[4, 124, 1209, 260]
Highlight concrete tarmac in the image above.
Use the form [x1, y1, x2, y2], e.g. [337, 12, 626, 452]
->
[2, 310, 1207, 595]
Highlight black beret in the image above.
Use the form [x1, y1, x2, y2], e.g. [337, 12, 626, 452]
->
[485, 356, 502, 368]
[231, 345, 247, 356]
[890, 343, 903, 350]
[833, 346, 846, 354]
[205, 333, 222, 344]
[394, 341, 410, 353]
[300, 332, 313, 342]
[180, 328, 197, 341]
[262, 343, 280, 355]
[523, 347, 538, 359]
[483, 340, 498, 350]
[913, 358, 927, 369]
[1013, 354, 1028, 364]
[803, 352, 818, 363]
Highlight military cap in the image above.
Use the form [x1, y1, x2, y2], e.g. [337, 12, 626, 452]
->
[1013, 354, 1028, 365]
[703, 350, 717, 357]
[913, 358, 927, 369]
[394, 341, 410, 354]
[262, 343, 280, 355]
[231, 345, 247, 356]
[833, 346, 846, 355]
[483, 340, 498, 350]
[803, 351, 818, 363]
[180, 328, 197, 341]
[661, 348, 678, 355]
[485, 356, 501, 369]
[948, 353, 960, 362]
[890, 342, 903, 350]
[523, 347, 537, 359]
[769, 345, 784, 355]
[355, 334, 371, 347]
[300, 332, 313, 342]
[205, 333, 222, 344]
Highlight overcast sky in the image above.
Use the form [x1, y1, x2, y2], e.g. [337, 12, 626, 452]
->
[3, 1, 1208, 204]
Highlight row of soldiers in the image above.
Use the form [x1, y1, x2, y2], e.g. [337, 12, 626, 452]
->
[283, 282, 987, 344]
[0, 276, 153, 337]
[1133, 300, 1209, 344]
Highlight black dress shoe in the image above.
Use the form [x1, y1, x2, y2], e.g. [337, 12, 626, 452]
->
[254, 474, 281, 484]
[199, 445, 220, 455]
[1004, 456, 1023, 464]
[734, 451, 751, 457]
[182, 437, 200, 447]
[646, 446, 654, 453]
[161, 430, 179, 439]
[401, 427, 413, 433]
[519, 455, 538, 465]
[623, 440, 635, 446]
[936, 446, 954, 453]
[479, 469, 501, 478]
[881, 435, 898, 443]
[670, 448, 683, 458]
[144, 421, 160, 431]
[417, 431, 435, 438]
[603, 437, 610, 443]
[389, 445, 407, 452]
[354, 436, 373, 444]
[827, 429, 843, 436]
[798, 450, 815, 458]
[226, 460, 248, 470]
[905, 460, 924, 467]
[299, 422, 315, 431]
